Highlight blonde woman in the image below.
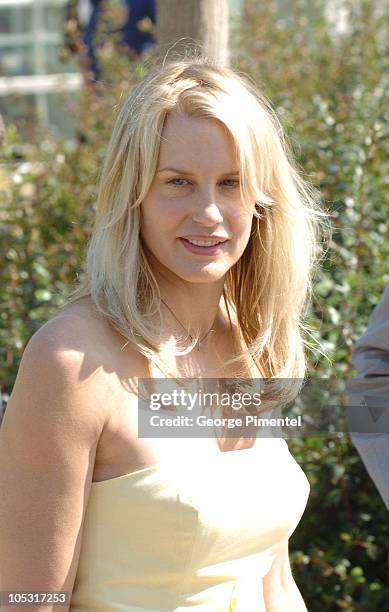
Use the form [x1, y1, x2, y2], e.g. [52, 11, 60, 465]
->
[0, 59, 323, 611]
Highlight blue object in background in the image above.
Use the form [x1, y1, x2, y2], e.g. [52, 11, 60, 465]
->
[80, 0, 103, 81]
[78, 0, 156, 83]
[120, 0, 156, 55]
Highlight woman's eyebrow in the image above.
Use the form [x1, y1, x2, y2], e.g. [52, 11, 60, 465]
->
[157, 167, 240, 176]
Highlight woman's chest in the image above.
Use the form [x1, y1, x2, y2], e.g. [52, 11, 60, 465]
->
[78, 442, 310, 610]
[93, 351, 260, 483]
[90, 439, 311, 576]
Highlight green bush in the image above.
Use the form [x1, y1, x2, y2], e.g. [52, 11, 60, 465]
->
[233, 0, 389, 609]
[1, 1, 388, 609]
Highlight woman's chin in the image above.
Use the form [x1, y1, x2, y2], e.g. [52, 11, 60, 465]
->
[173, 266, 229, 285]
[144, 252, 231, 285]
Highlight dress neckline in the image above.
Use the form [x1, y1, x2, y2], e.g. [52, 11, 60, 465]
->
[91, 441, 263, 486]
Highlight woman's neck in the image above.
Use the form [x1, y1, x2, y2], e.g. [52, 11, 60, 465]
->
[157, 280, 227, 346]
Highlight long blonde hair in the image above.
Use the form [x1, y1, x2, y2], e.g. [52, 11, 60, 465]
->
[64, 57, 325, 382]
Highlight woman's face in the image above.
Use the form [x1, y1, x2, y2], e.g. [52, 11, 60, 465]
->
[140, 111, 254, 285]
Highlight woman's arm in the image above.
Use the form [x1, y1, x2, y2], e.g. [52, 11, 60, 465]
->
[262, 539, 307, 612]
[0, 318, 107, 611]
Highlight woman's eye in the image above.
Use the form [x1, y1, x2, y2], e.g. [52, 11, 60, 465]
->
[166, 178, 239, 187]
[168, 178, 189, 186]
[222, 179, 239, 187]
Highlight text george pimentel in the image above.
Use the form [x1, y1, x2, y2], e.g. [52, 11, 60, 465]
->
[148, 415, 302, 429]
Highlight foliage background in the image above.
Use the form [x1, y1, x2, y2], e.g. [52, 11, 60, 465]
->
[0, 0, 388, 609]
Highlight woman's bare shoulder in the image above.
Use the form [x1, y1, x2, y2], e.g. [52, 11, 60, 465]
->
[37, 296, 108, 340]
[30, 296, 125, 360]
[33, 296, 147, 387]
[14, 297, 141, 422]
[9, 298, 114, 421]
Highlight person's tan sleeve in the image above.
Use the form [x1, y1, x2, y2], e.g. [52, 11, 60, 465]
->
[346, 283, 389, 510]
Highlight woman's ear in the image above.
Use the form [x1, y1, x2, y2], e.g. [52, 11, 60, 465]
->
[253, 201, 268, 222]
[250, 214, 260, 235]
[254, 200, 264, 213]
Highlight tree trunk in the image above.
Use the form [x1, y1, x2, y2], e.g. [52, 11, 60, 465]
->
[156, 0, 229, 65]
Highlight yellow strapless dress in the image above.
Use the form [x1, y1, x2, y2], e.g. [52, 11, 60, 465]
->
[70, 438, 310, 611]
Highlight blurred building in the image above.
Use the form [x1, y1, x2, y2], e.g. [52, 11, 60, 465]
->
[0, 0, 244, 139]
[0, 0, 367, 140]
[0, 0, 82, 138]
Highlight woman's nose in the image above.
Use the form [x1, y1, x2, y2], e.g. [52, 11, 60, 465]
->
[192, 192, 224, 226]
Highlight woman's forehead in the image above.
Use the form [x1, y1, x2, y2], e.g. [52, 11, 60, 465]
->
[158, 112, 239, 171]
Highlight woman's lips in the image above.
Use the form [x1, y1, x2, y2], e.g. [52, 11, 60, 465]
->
[178, 237, 228, 255]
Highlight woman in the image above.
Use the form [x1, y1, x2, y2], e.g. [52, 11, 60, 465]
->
[0, 58, 323, 610]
